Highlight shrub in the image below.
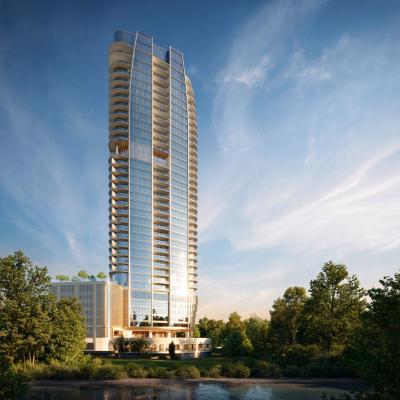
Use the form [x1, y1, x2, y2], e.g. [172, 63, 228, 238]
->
[251, 360, 282, 378]
[146, 366, 167, 378]
[235, 363, 251, 378]
[93, 365, 125, 380]
[282, 344, 320, 367]
[165, 369, 176, 379]
[13, 362, 48, 381]
[47, 364, 81, 380]
[308, 358, 352, 378]
[126, 362, 147, 378]
[283, 365, 301, 378]
[1, 357, 26, 399]
[221, 363, 251, 378]
[208, 364, 222, 378]
[175, 365, 201, 379]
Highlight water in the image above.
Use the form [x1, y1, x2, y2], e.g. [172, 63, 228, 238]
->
[23, 382, 350, 399]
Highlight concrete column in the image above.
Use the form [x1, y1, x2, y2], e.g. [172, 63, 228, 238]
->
[148, 331, 153, 338]
[167, 331, 171, 338]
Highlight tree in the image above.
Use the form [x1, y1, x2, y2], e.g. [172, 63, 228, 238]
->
[168, 341, 177, 359]
[223, 329, 253, 357]
[303, 262, 366, 354]
[245, 315, 269, 355]
[0, 251, 53, 363]
[225, 311, 243, 331]
[97, 272, 107, 280]
[192, 325, 201, 338]
[269, 287, 307, 349]
[0, 251, 87, 365]
[197, 317, 225, 347]
[46, 298, 86, 363]
[77, 270, 88, 280]
[55, 275, 69, 282]
[347, 272, 400, 398]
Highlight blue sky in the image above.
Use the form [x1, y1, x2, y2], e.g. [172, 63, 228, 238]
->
[1, 0, 400, 320]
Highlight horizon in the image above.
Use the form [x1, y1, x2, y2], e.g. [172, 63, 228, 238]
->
[1, 0, 400, 320]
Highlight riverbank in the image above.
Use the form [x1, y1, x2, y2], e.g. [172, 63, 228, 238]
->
[29, 377, 365, 391]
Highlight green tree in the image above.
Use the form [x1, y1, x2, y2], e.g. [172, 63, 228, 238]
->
[0, 251, 53, 363]
[55, 275, 69, 282]
[168, 341, 177, 359]
[269, 287, 307, 348]
[245, 315, 269, 355]
[77, 270, 89, 280]
[304, 261, 366, 354]
[192, 325, 201, 338]
[223, 329, 253, 357]
[97, 272, 107, 280]
[347, 272, 400, 398]
[197, 317, 225, 347]
[0, 251, 87, 365]
[225, 311, 243, 331]
[46, 298, 86, 363]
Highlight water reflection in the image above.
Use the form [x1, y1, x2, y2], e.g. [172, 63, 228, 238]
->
[24, 383, 348, 400]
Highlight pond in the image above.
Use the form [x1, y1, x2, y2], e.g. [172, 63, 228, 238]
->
[23, 382, 351, 399]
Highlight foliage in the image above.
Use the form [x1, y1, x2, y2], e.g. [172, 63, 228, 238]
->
[196, 317, 225, 347]
[168, 341, 177, 360]
[46, 298, 86, 363]
[223, 328, 253, 357]
[126, 362, 148, 378]
[245, 316, 269, 355]
[250, 360, 282, 378]
[0, 355, 26, 399]
[77, 270, 88, 280]
[114, 336, 149, 353]
[303, 262, 366, 354]
[0, 251, 86, 365]
[207, 364, 222, 378]
[55, 275, 69, 281]
[221, 362, 251, 378]
[346, 272, 400, 397]
[175, 365, 201, 379]
[96, 272, 107, 280]
[0, 251, 53, 363]
[269, 287, 307, 350]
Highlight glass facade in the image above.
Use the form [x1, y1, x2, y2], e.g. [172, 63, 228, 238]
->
[108, 31, 198, 332]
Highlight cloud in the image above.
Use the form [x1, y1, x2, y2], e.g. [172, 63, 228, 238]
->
[0, 78, 108, 274]
[198, 0, 400, 318]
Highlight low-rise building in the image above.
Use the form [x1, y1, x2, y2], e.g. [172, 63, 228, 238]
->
[50, 281, 211, 356]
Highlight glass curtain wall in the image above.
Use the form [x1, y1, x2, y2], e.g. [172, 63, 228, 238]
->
[169, 48, 189, 327]
[129, 33, 153, 327]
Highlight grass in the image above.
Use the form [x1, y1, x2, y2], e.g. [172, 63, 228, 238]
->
[100, 355, 249, 371]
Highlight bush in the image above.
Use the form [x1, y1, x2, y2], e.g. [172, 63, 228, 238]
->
[1, 358, 26, 399]
[308, 358, 352, 378]
[126, 362, 147, 378]
[93, 365, 125, 380]
[282, 344, 320, 367]
[251, 360, 282, 378]
[13, 362, 48, 381]
[165, 369, 176, 379]
[283, 365, 301, 378]
[175, 365, 201, 379]
[221, 363, 251, 378]
[47, 364, 81, 380]
[208, 364, 222, 378]
[146, 366, 167, 378]
[235, 363, 251, 378]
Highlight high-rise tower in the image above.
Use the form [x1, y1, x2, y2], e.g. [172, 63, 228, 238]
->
[108, 31, 198, 334]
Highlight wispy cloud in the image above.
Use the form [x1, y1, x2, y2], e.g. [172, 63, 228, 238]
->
[198, 0, 400, 317]
[0, 77, 108, 274]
